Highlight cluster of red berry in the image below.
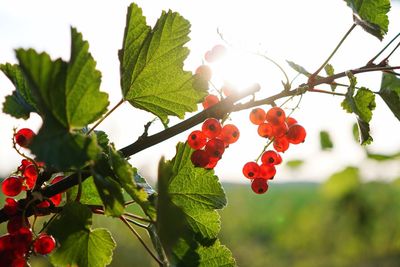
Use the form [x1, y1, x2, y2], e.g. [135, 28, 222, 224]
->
[1, 128, 61, 265]
[242, 107, 306, 194]
[188, 118, 240, 169]
[0, 206, 56, 267]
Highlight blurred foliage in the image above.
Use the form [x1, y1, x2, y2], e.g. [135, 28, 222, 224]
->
[319, 130, 334, 150]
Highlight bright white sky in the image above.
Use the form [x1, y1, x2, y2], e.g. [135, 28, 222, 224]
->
[1, 0, 399, 183]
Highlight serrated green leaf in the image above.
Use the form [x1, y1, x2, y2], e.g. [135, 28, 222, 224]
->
[108, 146, 157, 220]
[197, 241, 236, 267]
[379, 72, 400, 121]
[47, 203, 116, 267]
[0, 63, 37, 119]
[120, 4, 206, 123]
[320, 130, 334, 150]
[344, 0, 390, 40]
[67, 176, 102, 205]
[341, 74, 375, 145]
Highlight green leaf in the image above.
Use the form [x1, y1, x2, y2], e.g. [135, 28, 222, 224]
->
[286, 61, 312, 77]
[366, 151, 400, 161]
[322, 166, 361, 200]
[341, 74, 375, 145]
[47, 203, 116, 267]
[324, 64, 337, 91]
[197, 241, 236, 267]
[0, 63, 37, 119]
[67, 176, 102, 205]
[344, 0, 390, 40]
[120, 3, 206, 123]
[379, 72, 400, 121]
[108, 146, 157, 220]
[285, 159, 304, 169]
[15, 28, 108, 169]
[319, 130, 334, 150]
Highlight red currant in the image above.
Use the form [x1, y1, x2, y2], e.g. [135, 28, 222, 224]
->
[202, 118, 222, 139]
[18, 159, 31, 172]
[190, 150, 210, 168]
[259, 164, 276, 180]
[219, 124, 240, 144]
[242, 162, 260, 179]
[261, 150, 282, 166]
[273, 136, 290, 152]
[205, 157, 219, 169]
[7, 216, 29, 234]
[266, 107, 286, 125]
[195, 65, 212, 81]
[251, 178, 269, 194]
[286, 124, 306, 144]
[272, 122, 288, 138]
[3, 198, 19, 216]
[249, 108, 266, 125]
[14, 128, 35, 148]
[23, 164, 38, 189]
[202, 94, 220, 109]
[205, 138, 225, 158]
[257, 123, 273, 138]
[2, 176, 23, 197]
[286, 117, 297, 127]
[33, 233, 56, 255]
[187, 130, 207, 150]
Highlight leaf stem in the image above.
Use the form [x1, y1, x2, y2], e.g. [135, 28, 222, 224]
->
[87, 99, 125, 135]
[309, 23, 357, 83]
[368, 32, 400, 65]
[308, 88, 346, 96]
[124, 212, 153, 223]
[120, 216, 163, 266]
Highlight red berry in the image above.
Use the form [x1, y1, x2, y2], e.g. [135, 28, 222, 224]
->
[273, 136, 290, 152]
[14, 128, 35, 147]
[7, 216, 29, 234]
[205, 138, 225, 158]
[266, 107, 286, 125]
[4, 198, 19, 216]
[205, 157, 219, 169]
[249, 108, 266, 125]
[242, 162, 260, 179]
[257, 123, 273, 138]
[202, 118, 222, 139]
[191, 150, 210, 168]
[272, 122, 289, 138]
[50, 175, 64, 207]
[261, 150, 282, 166]
[251, 178, 269, 194]
[33, 233, 56, 255]
[205, 45, 227, 62]
[204, 50, 213, 62]
[286, 117, 297, 127]
[286, 124, 307, 144]
[18, 159, 31, 172]
[221, 84, 236, 97]
[11, 257, 26, 267]
[23, 164, 38, 189]
[219, 124, 240, 144]
[12, 227, 33, 256]
[259, 164, 276, 180]
[2, 176, 23, 197]
[187, 130, 207, 150]
[195, 65, 212, 81]
[202, 94, 220, 109]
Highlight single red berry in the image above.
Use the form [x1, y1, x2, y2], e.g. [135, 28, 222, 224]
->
[4, 198, 19, 216]
[7, 216, 29, 234]
[11, 257, 26, 267]
[259, 164, 276, 180]
[261, 150, 282, 166]
[18, 159, 31, 172]
[14, 128, 35, 148]
[2, 176, 23, 197]
[251, 178, 269, 194]
[273, 136, 290, 152]
[249, 108, 266, 125]
[202, 118, 222, 139]
[272, 122, 289, 138]
[266, 107, 286, 125]
[205, 157, 219, 169]
[50, 175, 65, 207]
[205, 138, 225, 158]
[23, 164, 38, 189]
[286, 124, 307, 144]
[195, 65, 212, 81]
[242, 162, 260, 179]
[187, 130, 207, 150]
[33, 233, 56, 255]
[219, 124, 240, 144]
[190, 150, 210, 168]
[286, 117, 297, 127]
[12, 227, 33, 255]
[257, 123, 273, 138]
[202, 94, 220, 109]
[204, 50, 213, 62]
[0, 234, 12, 250]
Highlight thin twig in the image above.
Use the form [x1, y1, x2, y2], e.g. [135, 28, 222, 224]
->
[124, 212, 153, 223]
[368, 32, 400, 65]
[87, 99, 125, 135]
